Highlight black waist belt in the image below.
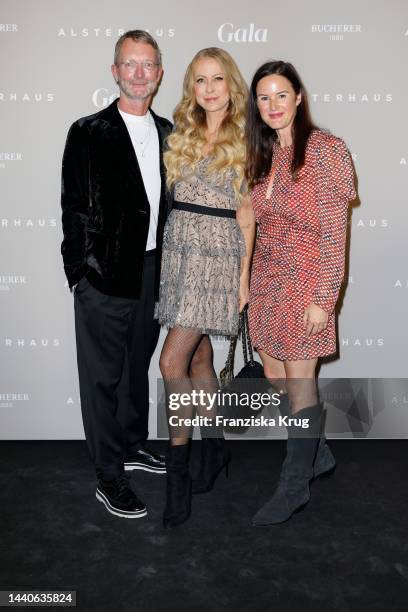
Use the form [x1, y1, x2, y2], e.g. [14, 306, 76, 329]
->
[173, 200, 236, 219]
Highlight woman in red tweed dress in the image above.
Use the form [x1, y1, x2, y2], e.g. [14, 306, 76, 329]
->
[245, 61, 356, 525]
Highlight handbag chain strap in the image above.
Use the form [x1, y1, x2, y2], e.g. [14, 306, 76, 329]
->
[241, 307, 255, 366]
[225, 332, 238, 373]
[241, 309, 248, 365]
[220, 306, 255, 386]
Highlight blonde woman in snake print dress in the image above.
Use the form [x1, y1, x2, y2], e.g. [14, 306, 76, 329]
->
[245, 61, 356, 526]
[157, 48, 254, 528]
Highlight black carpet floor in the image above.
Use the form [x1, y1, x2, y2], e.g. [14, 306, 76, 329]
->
[1, 440, 407, 611]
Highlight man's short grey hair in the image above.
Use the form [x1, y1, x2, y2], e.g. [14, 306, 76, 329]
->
[114, 30, 162, 66]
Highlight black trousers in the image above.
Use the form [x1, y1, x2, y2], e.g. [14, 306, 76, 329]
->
[74, 253, 160, 481]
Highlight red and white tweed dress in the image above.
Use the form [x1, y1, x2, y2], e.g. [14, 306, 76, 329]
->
[248, 129, 356, 360]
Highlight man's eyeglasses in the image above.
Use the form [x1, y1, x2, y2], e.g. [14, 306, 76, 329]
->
[119, 60, 160, 73]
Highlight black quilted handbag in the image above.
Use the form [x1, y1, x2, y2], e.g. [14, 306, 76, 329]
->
[219, 306, 270, 433]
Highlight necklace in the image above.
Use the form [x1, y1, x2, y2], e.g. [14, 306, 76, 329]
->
[137, 119, 152, 158]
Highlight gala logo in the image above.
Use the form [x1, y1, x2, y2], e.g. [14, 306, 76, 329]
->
[217, 23, 267, 43]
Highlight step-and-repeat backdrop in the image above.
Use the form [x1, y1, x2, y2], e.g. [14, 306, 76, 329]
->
[1, 0, 407, 439]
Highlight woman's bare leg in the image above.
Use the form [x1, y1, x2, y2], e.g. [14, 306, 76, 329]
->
[258, 349, 287, 394]
[284, 358, 318, 414]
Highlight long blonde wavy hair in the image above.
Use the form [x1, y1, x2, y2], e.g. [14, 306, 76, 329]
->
[164, 47, 248, 200]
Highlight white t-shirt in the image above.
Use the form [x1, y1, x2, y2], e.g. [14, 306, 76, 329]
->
[118, 109, 161, 251]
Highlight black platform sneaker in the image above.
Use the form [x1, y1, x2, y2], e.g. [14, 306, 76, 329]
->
[124, 448, 166, 474]
[96, 475, 147, 518]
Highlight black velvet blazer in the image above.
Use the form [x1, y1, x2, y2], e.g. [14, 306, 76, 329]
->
[60, 100, 172, 299]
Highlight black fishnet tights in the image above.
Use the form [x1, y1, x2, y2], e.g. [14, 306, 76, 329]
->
[159, 327, 220, 445]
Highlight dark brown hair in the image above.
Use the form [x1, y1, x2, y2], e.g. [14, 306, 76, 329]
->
[245, 60, 317, 188]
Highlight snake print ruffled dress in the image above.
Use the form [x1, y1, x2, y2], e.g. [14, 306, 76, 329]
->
[157, 157, 245, 336]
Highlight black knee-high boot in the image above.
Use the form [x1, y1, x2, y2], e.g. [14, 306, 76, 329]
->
[252, 403, 322, 526]
[278, 394, 336, 479]
[163, 442, 192, 528]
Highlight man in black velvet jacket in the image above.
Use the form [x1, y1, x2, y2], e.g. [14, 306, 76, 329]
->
[61, 30, 172, 519]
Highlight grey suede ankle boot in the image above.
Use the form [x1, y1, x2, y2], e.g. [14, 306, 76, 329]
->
[252, 403, 322, 526]
[278, 393, 336, 479]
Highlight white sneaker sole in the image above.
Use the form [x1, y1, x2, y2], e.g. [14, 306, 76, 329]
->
[96, 489, 147, 519]
[124, 463, 166, 473]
